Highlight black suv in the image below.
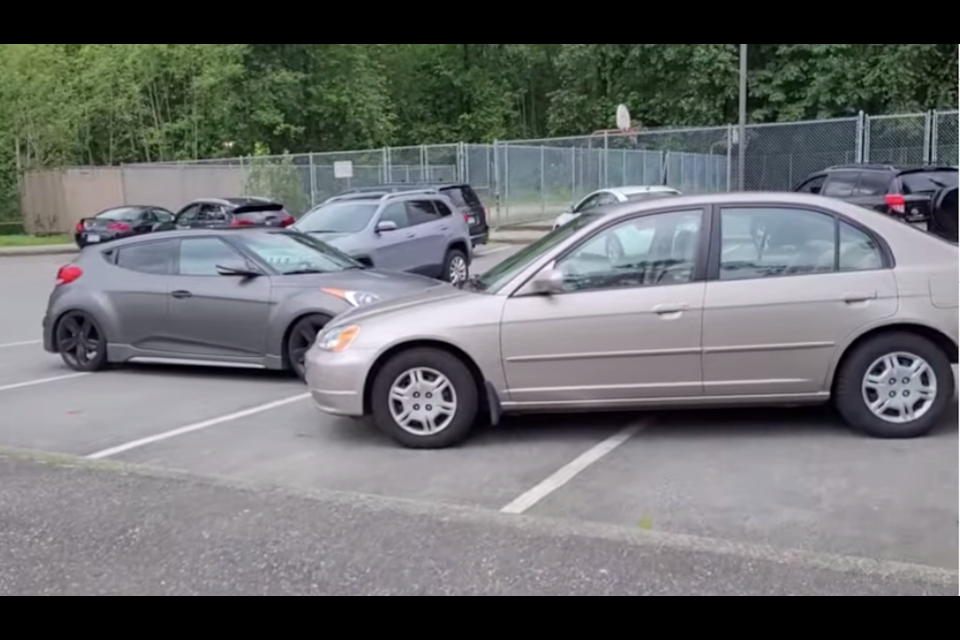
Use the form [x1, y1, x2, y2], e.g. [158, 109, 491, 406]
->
[335, 184, 489, 246]
[796, 165, 958, 240]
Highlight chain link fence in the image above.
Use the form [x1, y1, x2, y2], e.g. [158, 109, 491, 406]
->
[19, 110, 953, 236]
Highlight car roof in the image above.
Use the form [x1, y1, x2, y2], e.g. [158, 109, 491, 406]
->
[343, 183, 469, 193]
[823, 164, 957, 174]
[186, 197, 280, 207]
[604, 186, 680, 196]
[86, 227, 293, 251]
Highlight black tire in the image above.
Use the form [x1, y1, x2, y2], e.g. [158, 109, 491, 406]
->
[55, 311, 108, 372]
[834, 332, 954, 439]
[286, 314, 331, 379]
[442, 249, 469, 286]
[370, 348, 479, 449]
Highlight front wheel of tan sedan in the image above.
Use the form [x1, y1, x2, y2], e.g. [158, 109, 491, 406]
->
[370, 348, 479, 449]
[834, 332, 954, 439]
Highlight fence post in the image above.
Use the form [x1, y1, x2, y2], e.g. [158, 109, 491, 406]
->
[855, 111, 866, 163]
[419, 145, 427, 181]
[924, 111, 934, 164]
[862, 114, 872, 163]
[726, 125, 734, 191]
[308, 153, 317, 207]
[931, 111, 940, 163]
[540, 145, 546, 216]
[603, 132, 610, 188]
[492, 140, 501, 229]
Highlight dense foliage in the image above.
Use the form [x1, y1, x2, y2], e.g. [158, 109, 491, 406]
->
[0, 44, 956, 222]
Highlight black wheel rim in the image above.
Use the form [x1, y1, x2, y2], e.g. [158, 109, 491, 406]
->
[57, 314, 100, 368]
[290, 318, 325, 372]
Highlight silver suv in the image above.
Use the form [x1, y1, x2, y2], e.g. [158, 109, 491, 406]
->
[293, 190, 473, 285]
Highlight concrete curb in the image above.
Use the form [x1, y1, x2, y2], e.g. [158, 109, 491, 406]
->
[0, 245, 77, 258]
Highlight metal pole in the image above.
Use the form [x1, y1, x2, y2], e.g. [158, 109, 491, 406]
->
[738, 44, 748, 191]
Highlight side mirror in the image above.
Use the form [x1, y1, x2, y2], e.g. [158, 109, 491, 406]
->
[530, 267, 565, 295]
[376, 221, 397, 233]
[216, 260, 261, 277]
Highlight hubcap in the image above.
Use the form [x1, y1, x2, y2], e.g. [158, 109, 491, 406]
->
[449, 257, 468, 284]
[389, 368, 457, 436]
[862, 352, 937, 424]
[58, 315, 99, 367]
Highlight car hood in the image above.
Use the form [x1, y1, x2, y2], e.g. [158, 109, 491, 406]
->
[272, 269, 443, 299]
[333, 284, 472, 326]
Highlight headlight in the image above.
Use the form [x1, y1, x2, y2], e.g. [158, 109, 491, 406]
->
[321, 288, 380, 307]
[317, 325, 361, 352]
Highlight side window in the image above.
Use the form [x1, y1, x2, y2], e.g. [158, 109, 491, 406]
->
[443, 188, 468, 209]
[575, 194, 602, 213]
[595, 192, 619, 207]
[116, 240, 177, 275]
[179, 237, 246, 276]
[198, 204, 227, 222]
[177, 204, 201, 224]
[434, 200, 454, 217]
[839, 222, 883, 272]
[141, 210, 157, 223]
[154, 209, 175, 222]
[797, 175, 826, 194]
[856, 172, 892, 196]
[822, 172, 859, 197]
[556, 209, 703, 292]
[720, 207, 836, 281]
[406, 200, 440, 226]
[379, 203, 410, 228]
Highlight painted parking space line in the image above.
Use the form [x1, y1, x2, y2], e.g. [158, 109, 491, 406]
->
[0, 373, 89, 393]
[475, 246, 513, 257]
[85, 393, 312, 460]
[0, 340, 41, 349]
[500, 421, 646, 515]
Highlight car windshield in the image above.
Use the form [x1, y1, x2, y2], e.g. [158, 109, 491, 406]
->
[294, 202, 378, 234]
[901, 170, 959, 194]
[475, 214, 600, 293]
[97, 207, 142, 222]
[234, 232, 362, 274]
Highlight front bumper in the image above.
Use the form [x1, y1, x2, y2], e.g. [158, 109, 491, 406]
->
[42, 314, 56, 353]
[304, 346, 374, 417]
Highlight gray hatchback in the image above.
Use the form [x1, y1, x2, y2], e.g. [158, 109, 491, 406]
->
[293, 190, 473, 285]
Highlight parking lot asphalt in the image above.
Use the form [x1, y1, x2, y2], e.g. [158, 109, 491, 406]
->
[0, 247, 957, 587]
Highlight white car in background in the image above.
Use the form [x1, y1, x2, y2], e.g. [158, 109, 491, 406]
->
[553, 186, 681, 230]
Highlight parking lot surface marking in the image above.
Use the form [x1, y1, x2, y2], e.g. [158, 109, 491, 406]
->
[501, 422, 645, 515]
[0, 340, 41, 349]
[86, 392, 311, 460]
[0, 372, 89, 393]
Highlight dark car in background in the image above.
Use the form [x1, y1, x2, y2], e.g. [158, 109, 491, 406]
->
[74, 206, 176, 248]
[163, 197, 295, 230]
[795, 165, 958, 240]
[334, 184, 489, 246]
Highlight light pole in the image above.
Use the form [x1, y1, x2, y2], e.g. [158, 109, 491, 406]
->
[738, 44, 748, 191]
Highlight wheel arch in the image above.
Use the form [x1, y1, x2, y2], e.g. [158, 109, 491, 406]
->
[829, 322, 959, 392]
[279, 311, 333, 369]
[446, 239, 470, 264]
[363, 339, 487, 415]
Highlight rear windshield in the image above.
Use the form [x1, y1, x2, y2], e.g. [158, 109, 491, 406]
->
[294, 202, 379, 234]
[234, 207, 287, 223]
[900, 170, 958, 194]
[443, 186, 482, 209]
[96, 207, 143, 221]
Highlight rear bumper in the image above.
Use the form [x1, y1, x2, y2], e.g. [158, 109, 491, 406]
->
[471, 230, 489, 246]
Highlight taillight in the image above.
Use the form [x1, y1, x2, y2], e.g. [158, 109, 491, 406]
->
[107, 222, 130, 231]
[885, 195, 906, 215]
[464, 214, 471, 223]
[56, 265, 82, 286]
[231, 218, 255, 227]
[75, 222, 84, 232]
[280, 214, 295, 227]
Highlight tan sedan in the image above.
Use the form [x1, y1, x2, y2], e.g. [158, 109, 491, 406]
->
[305, 192, 958, 449]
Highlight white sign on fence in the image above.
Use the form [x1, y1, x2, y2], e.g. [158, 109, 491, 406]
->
[334, 161, 353, 179]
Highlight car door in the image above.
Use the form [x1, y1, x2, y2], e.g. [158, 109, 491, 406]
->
[405, 199, 447, 275]
[133, 209, 158, 235]
[370, 202, 417, 272]
[164, 236, 273, 358]
[174, 204, 201, 229]
[701, 204, 898, 397]
[500, 208, 708, 406]
[110, 239, 177, 352]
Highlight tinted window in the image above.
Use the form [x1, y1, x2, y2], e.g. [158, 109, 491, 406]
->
[235, 209, 288, 224]
[295, 202, 379, 234]
[116, 240, 177, 275]
[900, 170, 959, 194]
[407, 200, 440, 225]
[557, 210, 703, 291]
[179, 237, 245, 276]
[575, 194, 603, 213]
[856, 172, 892, 196]
[198, 204, 228, 222]
[444, 186, 482, 208]
[153, 209, 175, 222]
[434, 200, 454, 217]
[235, 232, 360, 274]
[823, 173, 859, 197]
[839, 222, 883, 272]
[797, 175, 826, 194]
[720, 207, 836, 280]
[378, 203, 410, 228]
[96, 207, 144, 222]
[177, 204, 201, 223]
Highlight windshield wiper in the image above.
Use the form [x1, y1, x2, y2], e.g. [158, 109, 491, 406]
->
[283, 268, 328, 275]
[305, 230, 341, 234]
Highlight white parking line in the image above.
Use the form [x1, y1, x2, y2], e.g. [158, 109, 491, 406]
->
[85, 393, 312, 460]
[0, 340, 41, 349]
[0, 373, 90, 393]
[500, 421, 645, 515]
[475, 246, 513, 258]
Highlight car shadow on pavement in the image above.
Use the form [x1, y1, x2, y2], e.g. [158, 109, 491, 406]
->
[114, 363, 301, 385]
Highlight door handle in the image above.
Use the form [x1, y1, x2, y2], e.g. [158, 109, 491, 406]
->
[844, 292, 877, 303]
[171, 290, 192, 299]
[654, 303, 689, 315]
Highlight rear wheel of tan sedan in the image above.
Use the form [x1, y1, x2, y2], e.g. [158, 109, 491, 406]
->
[370, 348, 478, 449]
[834, 332, 954, 439]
